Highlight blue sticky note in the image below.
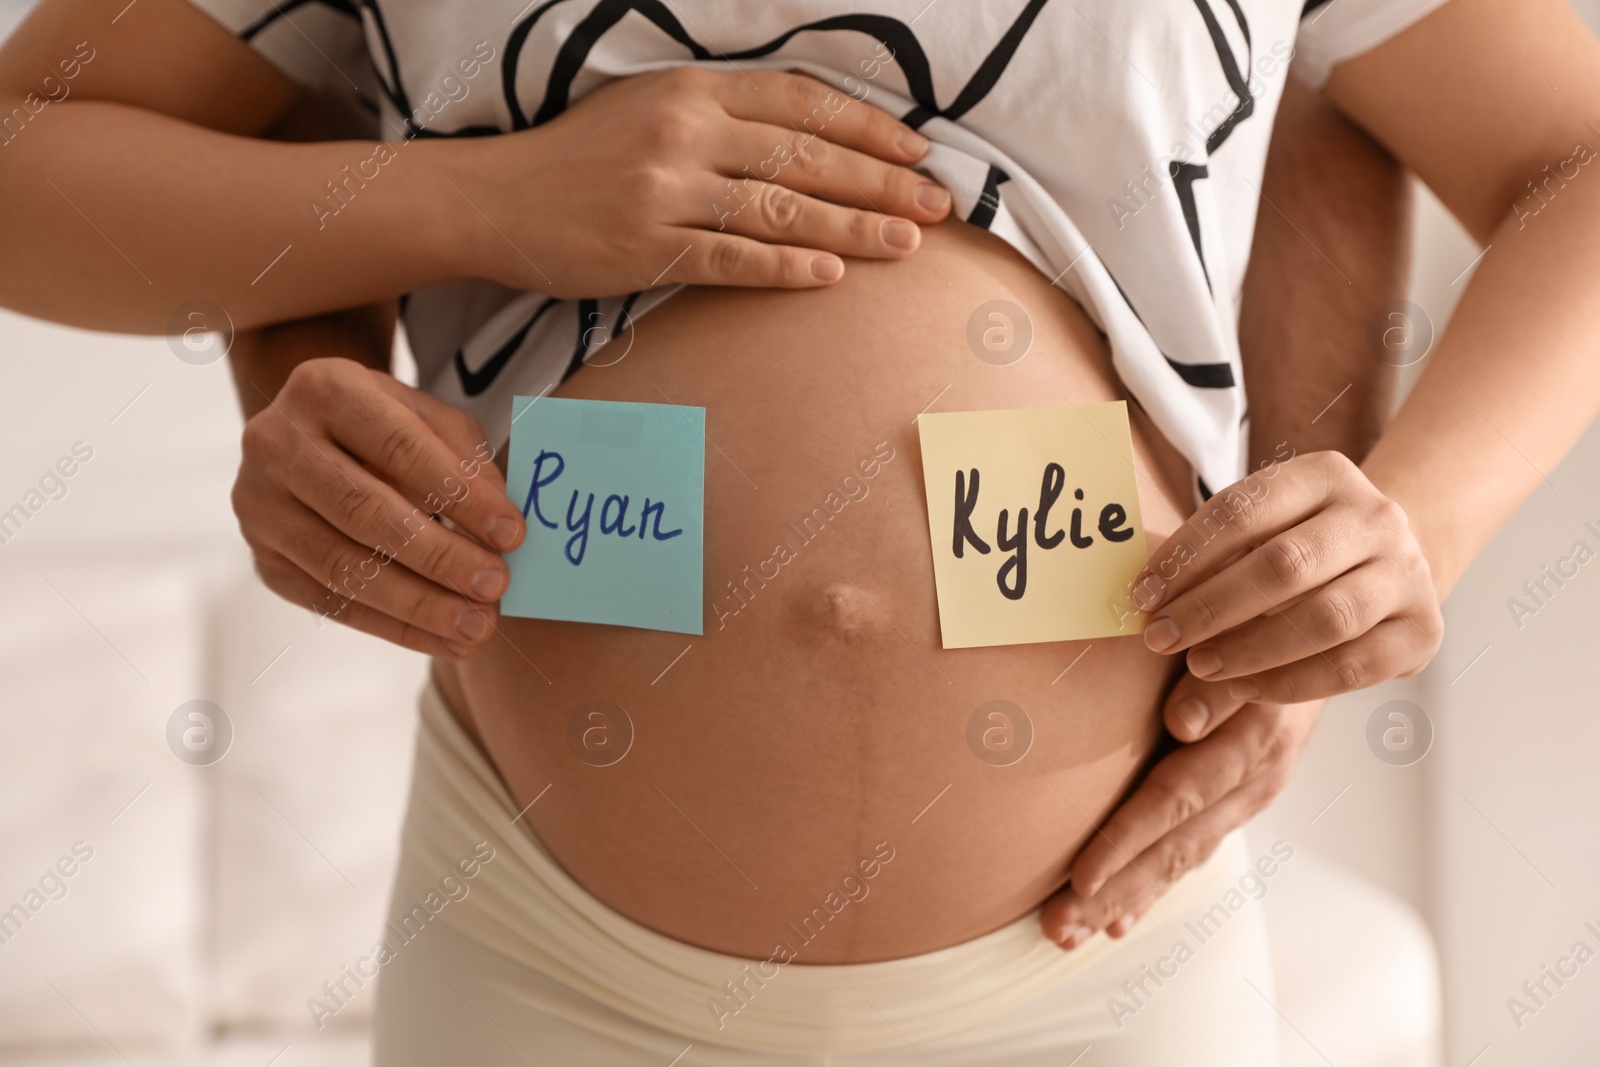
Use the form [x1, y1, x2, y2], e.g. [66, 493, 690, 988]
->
[501, 396, 705, 634]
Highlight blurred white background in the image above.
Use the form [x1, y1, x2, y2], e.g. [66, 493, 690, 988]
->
[2, 1, 1599, 1064]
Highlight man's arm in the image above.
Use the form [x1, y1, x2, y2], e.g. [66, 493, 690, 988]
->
[1057, 0, 1600, 943]
[228, 304, 395, 418]
[1045, 76, 1413, 947]
[1130, 0, 1600, 716]
[1240, 75, 1409, 464]
[218, 79, 522, 662]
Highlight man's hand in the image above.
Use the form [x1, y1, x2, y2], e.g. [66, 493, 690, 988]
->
[1137, 450, 1443, 740]
[1037, 62, 1415, 956]
[232, 358, 527, 658]
[1040, 695, 1321, 948]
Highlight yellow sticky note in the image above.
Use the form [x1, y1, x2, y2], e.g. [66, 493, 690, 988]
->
[917, 403, 1148, 648]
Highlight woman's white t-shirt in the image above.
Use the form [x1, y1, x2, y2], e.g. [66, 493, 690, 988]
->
[191, 0, 1447, 498]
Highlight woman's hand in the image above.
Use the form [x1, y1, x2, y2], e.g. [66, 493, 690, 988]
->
[1135, 450, 1443, 741]
[232, 357, 527, 659]
[1041, 695, 1321, 948]
[457, 67, 953, 297]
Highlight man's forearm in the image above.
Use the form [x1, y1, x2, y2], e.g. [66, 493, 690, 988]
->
[1239, 77, 1409, 467]
[228, 303, 395, 419]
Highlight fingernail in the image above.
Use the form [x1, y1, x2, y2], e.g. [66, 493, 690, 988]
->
[1230, 677, 1261, 701]
[1109, 914, 1135, 937]
[1188, 646, 1222, 678]
[1144, 616, 1180, 653]
[1132, 571, 1166, 611]
[487, 515, 520, 551]
[471, 568, 507, 600]
[881, 217, 919, 250]
[811, 255, 844, 281]
[1058, 923, 1092, 949]
[457, 610, 491, 642]
[441, 639, 470, 658]
[1174, 696, 1208, 738]
[896, 127, 929, 158]
[915, 181, 951, 213]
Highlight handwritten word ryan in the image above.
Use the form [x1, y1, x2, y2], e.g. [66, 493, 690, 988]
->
[521, 448, 683, 565]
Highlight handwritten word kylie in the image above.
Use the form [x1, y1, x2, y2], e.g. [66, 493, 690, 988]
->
[522, 449, 682, 566]
[953, 462, 1133, 600]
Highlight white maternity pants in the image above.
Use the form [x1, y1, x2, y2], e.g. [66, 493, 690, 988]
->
[371, 683, 1281, 1065]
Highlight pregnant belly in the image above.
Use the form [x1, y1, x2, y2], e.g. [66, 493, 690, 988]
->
[436, 219, 1194, 963]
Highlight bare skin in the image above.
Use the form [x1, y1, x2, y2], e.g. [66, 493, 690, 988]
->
[0, 0, 949, 331]
[1044, 72, 1416, 944]
[8, 0, 1600, 969]
[432, 217, 1192, 962]
[227, 78, 1412, 956]
[11, 0, 1599, 703]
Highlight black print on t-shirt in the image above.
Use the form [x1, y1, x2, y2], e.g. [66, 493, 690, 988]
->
[236, 0, 1283, 503]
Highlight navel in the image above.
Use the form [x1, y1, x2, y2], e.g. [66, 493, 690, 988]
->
[795, 580, 894, 642]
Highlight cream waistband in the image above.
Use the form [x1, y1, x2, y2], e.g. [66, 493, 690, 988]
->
[397, 680, 1244, 1054]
